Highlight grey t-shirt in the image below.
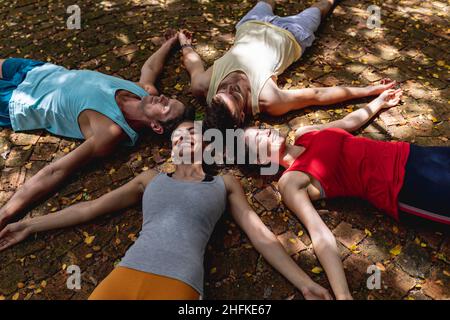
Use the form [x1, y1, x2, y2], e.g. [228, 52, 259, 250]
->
[119, 173, 227, 295]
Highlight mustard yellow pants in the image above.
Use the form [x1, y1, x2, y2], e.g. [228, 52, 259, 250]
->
[88, 266, 200, 300]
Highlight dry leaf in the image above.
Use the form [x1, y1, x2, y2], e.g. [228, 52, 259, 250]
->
[311, 266, 323, 274]
[390, 244, 402, 256]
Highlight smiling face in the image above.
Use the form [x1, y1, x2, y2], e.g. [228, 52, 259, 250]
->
[243, 127, 286, 165]
[140, 94, 186, 134]
[171, 121, 202, 164]
[214, 72, 250, 125]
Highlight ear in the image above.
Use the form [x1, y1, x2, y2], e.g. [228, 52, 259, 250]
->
[150, 121, 164, 134]
[239, 111, 246, 124]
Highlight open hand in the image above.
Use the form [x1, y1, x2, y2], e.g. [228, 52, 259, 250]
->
[0, 221, 31, 251]
[300, 282, 333, 300]
[377, 88, 403, 108]
[372, 78, 397, 95]
[163, 29, 179, 48]
[178, 29, 193, 47]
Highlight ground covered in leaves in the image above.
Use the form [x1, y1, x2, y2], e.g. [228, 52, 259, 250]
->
[0, 0, 449, 300]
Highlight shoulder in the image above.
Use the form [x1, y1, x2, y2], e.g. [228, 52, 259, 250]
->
[259, 79, 282, 113]
[134, 169, 159, 190]
[279, 170, 311, 193]
[88, 120, 126, 156]
[222, 174, 242, 192]
[294, 126, 320, 140]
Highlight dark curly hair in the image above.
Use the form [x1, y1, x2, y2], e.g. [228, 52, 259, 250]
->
[203, 94, 242, 134]
[160, 103, 196, 135]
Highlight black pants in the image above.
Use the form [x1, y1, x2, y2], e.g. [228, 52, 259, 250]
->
[398, 144, 450, 225]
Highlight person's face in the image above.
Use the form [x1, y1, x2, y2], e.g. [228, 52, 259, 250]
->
[244, 127, 286, 165]
[216, 76, 248, 124]
[171, 121, 202, 164]
[140, 94, 185, 134]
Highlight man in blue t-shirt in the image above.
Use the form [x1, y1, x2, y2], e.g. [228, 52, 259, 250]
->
[0, 31, 194, 230]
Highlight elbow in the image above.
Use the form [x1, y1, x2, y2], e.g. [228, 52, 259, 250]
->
[343, 122, 359, 132]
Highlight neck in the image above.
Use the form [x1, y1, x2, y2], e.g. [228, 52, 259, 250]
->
[119, 96, 147, 130]
[172, 164, 205, 180]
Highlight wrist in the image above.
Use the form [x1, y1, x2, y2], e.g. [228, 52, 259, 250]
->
[181, 44, 194, 52]
[369, 97, 385, 110]
[22, 219, 37, 234]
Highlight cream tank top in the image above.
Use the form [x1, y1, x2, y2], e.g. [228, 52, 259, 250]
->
[207, 21, 302, 115]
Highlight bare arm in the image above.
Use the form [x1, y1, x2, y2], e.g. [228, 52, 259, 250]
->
[263, 79, 397, 116]
[0, 130, 124, 230]
[0, 170, 157, 251]
[279, 172, 352, 300]
[223, 175, 332, 300]
[139, 31, 179, 94]
[179, 30, 212, 97]
[294, 88, 403, 139]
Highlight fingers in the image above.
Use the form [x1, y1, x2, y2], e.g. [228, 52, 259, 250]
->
[324, 291, 333, 300]
[0, 225, 10, 239]
[0, 237, 12, 251]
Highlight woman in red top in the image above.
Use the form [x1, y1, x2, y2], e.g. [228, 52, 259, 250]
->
[244, 88, 449, 299]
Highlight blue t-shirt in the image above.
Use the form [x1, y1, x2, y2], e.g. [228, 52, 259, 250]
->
[9, 63, 148, 146]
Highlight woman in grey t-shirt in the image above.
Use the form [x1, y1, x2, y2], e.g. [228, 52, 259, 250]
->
[0, 121, 331, 300]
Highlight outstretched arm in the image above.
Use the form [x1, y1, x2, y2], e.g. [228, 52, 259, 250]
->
[179, 30, 212, 98]
[279, 171, 352, 300]
[223, 175, 333, 300]
[0, 130, 124, 230]
[294, 88, 403, 139]
[264, 79, 397, 116]
[139, 30, 180, 95]
[0, 169, 157, 251]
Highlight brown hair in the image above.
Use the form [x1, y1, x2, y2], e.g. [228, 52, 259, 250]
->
[160, 103, 196, 135]
[203, 95, 241, 134]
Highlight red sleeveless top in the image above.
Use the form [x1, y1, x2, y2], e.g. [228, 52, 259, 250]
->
[283, 128, 410, 220]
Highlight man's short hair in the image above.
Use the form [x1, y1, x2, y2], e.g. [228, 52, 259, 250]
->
[204, 94, 241, 134]
[160, 103, 195, 135]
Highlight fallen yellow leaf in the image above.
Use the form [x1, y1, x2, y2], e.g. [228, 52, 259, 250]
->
[84, 235, 95, 245]
[311, 266, 323, 274]
[390, 244, 402, 256]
